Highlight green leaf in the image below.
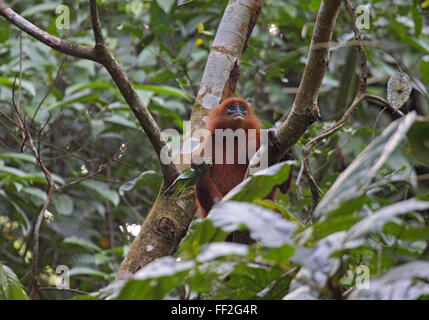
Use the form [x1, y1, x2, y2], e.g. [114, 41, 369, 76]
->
[46, 90, 100, 111]
[21, 2, 61, 17]
[68, 267, 108, 278]
[156, 0, 176, 14]
[135, 84, 191, 101]
[309, 0, 322, 11]
[0, 264, 28, 300]
[0, 22, 10, 43]
[262, 244, 295, 265]
[224, 161, 295, 202]
[419, 60, 429, 84]
[312, 196, 370, 239]
[221, 262, 284, 299]
[407, 119, 429, 167]
[0, 77, 36, 96]
[176, 219, 229, 259]
[100, 257, 193, 299]
[66, 81, 112, 95]
[63, 236, 103, 253]
[411, 6, 423, 37]
[342, 198, 429, 244]
[164, 166, 204, 196]
[210, 201, 297, 247]
[81, 180, 120, 206]
[119, 170, 162, 195]
[314, 112, 418, 219]
[384, 221, 429, 241]
[349, 261, 429, 300]
[22, 187, 47, 202]
[103, 114, 138, 129]
[0, 152, 36, 164]
[52, 194, 74, 215]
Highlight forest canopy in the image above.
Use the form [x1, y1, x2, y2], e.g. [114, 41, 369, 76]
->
[0, 0, 429, 301]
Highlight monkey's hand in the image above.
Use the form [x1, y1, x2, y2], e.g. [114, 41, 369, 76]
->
[268, 129, 281, 157]
[191, 155, 212, 177]
[268, 129, 293, 164]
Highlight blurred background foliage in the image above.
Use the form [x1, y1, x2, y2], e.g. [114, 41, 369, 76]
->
[0, 0, 429, 299]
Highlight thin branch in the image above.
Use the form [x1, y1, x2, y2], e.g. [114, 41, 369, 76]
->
[89, 0, 105, 45]
[274, 0, 343, 157]
[301, 0, 368, 223]
[29, 57, 66, 132]
[365, 93, 405, 118]
[300, 0, 406, 223]
[0, 0, 180, 186]
[39, 286, 89, 295]
[88, 0, 180, 185]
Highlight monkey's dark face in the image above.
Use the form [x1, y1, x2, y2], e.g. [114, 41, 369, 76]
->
[226, 102, 247, 122]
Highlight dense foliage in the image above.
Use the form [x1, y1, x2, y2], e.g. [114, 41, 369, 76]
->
[0, 0, 429, 300]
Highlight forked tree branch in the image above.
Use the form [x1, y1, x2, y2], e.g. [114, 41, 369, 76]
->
[301, 0, 405, 223]
[273, 0, 344, 155]
[117, 0, 266, 279]
[0, 0, 180, 185]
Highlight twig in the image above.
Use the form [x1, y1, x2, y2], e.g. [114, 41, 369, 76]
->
[29, 57, 66, 132]
[39, 286, 89, 295]
[8, 43, 56, 299]
[178, 0, 197, 7]
[365, 93, 405, 118]
[87, 0, 180, 185]
[301, 0, 369, 223]
[55, 131, 141, 192]
[0, 0, 180, 186]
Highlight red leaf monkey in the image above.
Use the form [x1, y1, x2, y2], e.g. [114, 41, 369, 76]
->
[192, 98, 290, 217]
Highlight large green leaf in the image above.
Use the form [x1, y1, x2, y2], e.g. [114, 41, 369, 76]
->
[156, 0, 176, 14]
[0, 264, 28, 300]
[135, 84, 191, 101]
[21, 2, 61, 17]
[342, 198, 429, 246]
[63, 236, 103, 253]
[349, 261, 429, 300]
[407, 119, 429, 167]
[314, 112, 418, 219]
[224, 161, 295, 202]
[80, 180, 120, 206]
[210, 201, 297, 247]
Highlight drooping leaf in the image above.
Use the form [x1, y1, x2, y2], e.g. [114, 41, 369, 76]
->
[63, 236, 103, 253]
[349, 261, 429, 300]
[342, 198, 429, 246]
[81, 180, 120, 206]
[224, 161, 295, 202]
[135, 84, 191, 101]
[210, 201, 297, 247]
[156, 0, 176, 14]
[52, 194, 74, 215]
[314, 112, 418, 219]
[407, 119, 429, 167]
[0, 264, 29, 300]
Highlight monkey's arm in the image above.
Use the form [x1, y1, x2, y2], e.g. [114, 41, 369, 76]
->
[192, 158, 224, 217]
[195, 174, 224, 217]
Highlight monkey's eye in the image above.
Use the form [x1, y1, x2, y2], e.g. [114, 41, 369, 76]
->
[227, 105, 235, 111]
[240, 106, 246, 112]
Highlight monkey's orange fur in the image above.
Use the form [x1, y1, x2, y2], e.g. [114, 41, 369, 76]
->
[195, 98, 262, 217]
